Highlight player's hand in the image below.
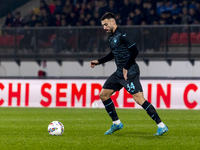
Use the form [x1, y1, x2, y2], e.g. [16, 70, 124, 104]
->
[90, 60, 99, 68]
[123, 68, 128, 81]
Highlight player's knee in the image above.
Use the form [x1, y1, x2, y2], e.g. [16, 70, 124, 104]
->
[134, 98, 144, 105]
[99, 93, 105, 101]
[132, 93, 145, 105]
[99, 92, 108, 101]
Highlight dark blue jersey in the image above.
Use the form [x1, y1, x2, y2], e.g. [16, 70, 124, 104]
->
[98, 27, 139, 78]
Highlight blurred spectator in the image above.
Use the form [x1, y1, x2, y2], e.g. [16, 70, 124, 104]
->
[5, 0, 200, 28]
[61, 19, 67, 26]
[190, 0, 197, 10]
[165, 11, 173, 24]
[165, 1, 173, 12]
[87, 27, 98, 52]
[61, 12, 67, 21]
[152, 19, 159, 25]
[79, 2, 87, 15]
[133, 0, 143, 10]
[127, 11, 135, 21]
[63, 0, 73, 16]
[19, 24, 34, 51]
[125, 11, 135, 26]
[4, 13, 13, 27]
[30, 21, 53, 50]
[180, 7, 190, 24]
[94, 0, 100, 12]
[106, 0, 118, 14]
[55, 13, 61, 26]
[29, 14, 38, 27]
[68, 12, 78, 26]
[159, 11, 172, 25]
[36, 10, 43, 23]
[145, 8, 159, 25]
[36, 8, 52, 26]
[42, 9, 54, 26]
[171, 13, 181, 24]
[143, 1, 155, 17]
[126, 19, 133, 25]
[85, 13, 92, 25]
[188, 7, 199, 24]
[49, 0, 56, 14]
[159, 18, 166, 25]
[180, 0, 189, 9]
[40, 0, 51, 14]
[195, 0, 200, 16]
[89, 19, 96, 26]
[73, 2, 81, 16]
[76, 13, 87, 26]
[115, 13, 123, 25]
[86, 3, 94, 15]
[156, 2, 167, 15]
[52, 19, 69, 53]
[23, 10, 35, 25]
[43, 19, 49, 27]
[13, 11, 23, 27]
[93, 11, 101, 25]
[120, 0, 133, 23]
[140, 20, 152, 51]
[132, 8, 143, 25]
[171, 3, 181, 15]
[98, 0, 108, 17]
[54, 0, 63, 14]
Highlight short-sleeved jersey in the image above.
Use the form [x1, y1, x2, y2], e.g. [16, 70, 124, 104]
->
[108, 27, 139, 78]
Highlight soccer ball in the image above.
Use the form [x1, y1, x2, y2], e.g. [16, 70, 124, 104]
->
[48, 121, 64, 135]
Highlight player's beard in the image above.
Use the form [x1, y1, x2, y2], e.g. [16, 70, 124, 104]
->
[107, 26, 114, 35]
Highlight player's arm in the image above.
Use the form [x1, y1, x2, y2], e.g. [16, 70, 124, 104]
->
[123, 44, 138, 70]
[121, 33, 139, 70]
[90, 51, 114, 68]
[123, 44, 138, 80]
[98, 51, 114, 64]
[121, 34, 139, 80]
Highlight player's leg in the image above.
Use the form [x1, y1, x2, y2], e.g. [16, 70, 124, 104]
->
[132, 92, 161, 123]
[99, 88, 118, 121]
[99, 88, 123, 135]
[121, 70, 168, 136]
[132, 92, 168, 136]
[100, 72, 124, 135]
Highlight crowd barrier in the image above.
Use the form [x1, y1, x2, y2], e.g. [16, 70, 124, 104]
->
[1, 25, 200, 62]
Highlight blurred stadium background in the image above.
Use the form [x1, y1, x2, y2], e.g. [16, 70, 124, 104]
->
[0, 0, 200, 78]
[1, 1, 200, 149]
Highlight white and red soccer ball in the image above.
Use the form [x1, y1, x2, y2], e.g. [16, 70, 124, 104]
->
[48, 121, 64, 135]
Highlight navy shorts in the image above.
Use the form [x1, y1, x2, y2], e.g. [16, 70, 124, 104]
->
[103, 72, 143, 95]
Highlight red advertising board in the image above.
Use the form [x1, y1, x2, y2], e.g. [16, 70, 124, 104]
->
[0, 79, 200, 109]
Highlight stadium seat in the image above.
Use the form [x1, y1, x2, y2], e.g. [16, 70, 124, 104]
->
[16, 35, 24, 46]
[49, 34, 56, 42]
[0, 35, 24, 46]
[0, 35, 5, 45]
[4, 35, 15, 46]
[179, 32, 188, 44]
[39, 34, 56, 47]
[168, 32, 180, 44]
[196, 32, 200, 43]
[190, 32, 197, 44]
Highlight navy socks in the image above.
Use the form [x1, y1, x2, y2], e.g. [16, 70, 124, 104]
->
[103, 98, 119, 121]
[142, 100, 162, 124]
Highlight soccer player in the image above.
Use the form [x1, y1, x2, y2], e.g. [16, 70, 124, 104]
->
[90, 12, 169, 136]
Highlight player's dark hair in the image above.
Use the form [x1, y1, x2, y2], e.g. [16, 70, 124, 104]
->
[101, 12, 115, 21]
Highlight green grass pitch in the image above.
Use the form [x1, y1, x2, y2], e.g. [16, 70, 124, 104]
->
[0, 108, 200, 150]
